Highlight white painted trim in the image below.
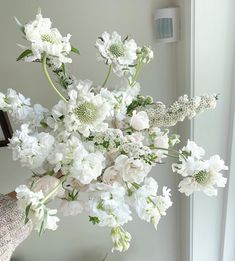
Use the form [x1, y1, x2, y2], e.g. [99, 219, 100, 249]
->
[180, 1, 195, 260]
[221, 51, 235, 261]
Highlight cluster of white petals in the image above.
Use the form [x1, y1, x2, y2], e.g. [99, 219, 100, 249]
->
[131, 177, 172, 229]
[15, 185, 60, 232]
[1, 12, 227, 252]
[173, 140, 228, 196]
[23, 11, 72, 68]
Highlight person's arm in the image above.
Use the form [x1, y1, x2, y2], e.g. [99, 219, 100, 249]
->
[0, 193, 32, 261]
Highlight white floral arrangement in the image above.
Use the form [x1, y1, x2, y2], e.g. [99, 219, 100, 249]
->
[0, 11, 228, 252]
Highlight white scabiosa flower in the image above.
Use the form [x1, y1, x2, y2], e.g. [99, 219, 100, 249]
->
[95, 31, 137, 77]
[132, 177, 172, 230]
[114, 155, 151, 184]
[130, 110, 150, 131]
[9, 124, 54, 173]
[65, 81, 111, 137]
[178, 155, 228, 196]
[23, 11, 72, 68]
[88, 182, 132, 227]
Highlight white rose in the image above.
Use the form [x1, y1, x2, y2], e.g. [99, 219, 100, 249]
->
[130, 110, 149, 131]
[115, 155, 151, 184]
[103, 166, 122, 185]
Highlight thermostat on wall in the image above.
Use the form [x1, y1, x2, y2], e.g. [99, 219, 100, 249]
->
[154, 7, 180, 43]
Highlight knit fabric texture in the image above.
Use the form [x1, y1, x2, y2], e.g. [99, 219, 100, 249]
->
[0, 194, 32, 261]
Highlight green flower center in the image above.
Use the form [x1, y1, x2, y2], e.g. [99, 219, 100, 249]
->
[41, 34, 57, 44]
[74, 102, 97, 124]
[109, 43, 125, 57]
[194, 170, 210, 184]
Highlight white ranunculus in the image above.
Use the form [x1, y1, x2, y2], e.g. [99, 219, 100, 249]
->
[130, 110, 150, 131]
[115, 155, 151, 184]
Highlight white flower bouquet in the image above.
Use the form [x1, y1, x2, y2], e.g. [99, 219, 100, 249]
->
[0, 10, 228, 252]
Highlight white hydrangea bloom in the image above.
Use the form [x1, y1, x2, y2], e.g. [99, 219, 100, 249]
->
[95, 31, 137, 77]
[24, 11, 72, 68]
[15, 185, 60, 232]
[0, 92, 9, 110]
[88, 182, 132, 227]
[9, 124, 54, 172]
[115, 155, 151, 184]
[132, 177, 172, 229]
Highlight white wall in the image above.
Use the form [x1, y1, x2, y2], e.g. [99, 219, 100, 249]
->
[0, 1, 182, 261]
[192, 0, 235, 261]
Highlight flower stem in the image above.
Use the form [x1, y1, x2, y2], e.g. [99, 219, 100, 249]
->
[130, 60, 143, 87]
[102, 64, 112, 87]
[42, 54, 68, 102]
[150, 146, 187, 160]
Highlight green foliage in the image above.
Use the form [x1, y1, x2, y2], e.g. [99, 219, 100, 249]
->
[126, 95, 153, 116]
[89, 216, 100, 225]
[16, 49, 33, 61]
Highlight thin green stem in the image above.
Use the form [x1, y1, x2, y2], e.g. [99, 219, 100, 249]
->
[42, 54, 68, 102]
[150, 146, 187, 161]
[130, 60, 143, 87]
[102, 64, 112, 87]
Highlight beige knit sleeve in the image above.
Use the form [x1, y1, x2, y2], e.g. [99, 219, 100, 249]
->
[0, 194, 32, 261]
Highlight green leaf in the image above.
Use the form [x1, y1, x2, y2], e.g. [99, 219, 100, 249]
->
[16, 49, 33, 61]
[89, 216, 100, 225]
[14, 17, 25, 34]
[71, 46, 80, 55]
[24, 203, 32, 224]
[39, 220, 45, 236]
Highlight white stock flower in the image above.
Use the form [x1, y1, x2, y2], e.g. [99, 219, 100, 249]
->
[48, 136, 105, 184]
[0, 92, 9, 110]
[130, 110, 149, 131]
[88, 182, 132, 227]
[95, 31, 137, 77]
[111, 226, 132, 252]
[9, 124, 54, 172]
[24, 11, 72, 68]
[15, 184, 60, 232]
[132, 177, 172, 229]
[149, 127, 169, 162]
[115, 155, 151, 184]
[59, 200, 85, 216]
